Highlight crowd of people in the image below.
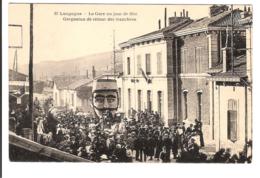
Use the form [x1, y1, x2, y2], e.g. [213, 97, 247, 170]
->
[9, 98, 252, 163]
[210, 141, 252, 163]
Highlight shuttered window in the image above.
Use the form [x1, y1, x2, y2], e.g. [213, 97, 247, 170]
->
[147, 90, 152, 112]
[138, 90, 142, 111]
[227, 99, 238, 142]
[128, 88, 131, 116]
[137, 55, 141, 75]
[181, 48, 187, 73]
[157, 91, 163, 116]
[195, 47, 202, 73]
[127, 57, 131, 75]
[183, 90, 188, 119]
[157, 52, 162, 74]
[145, 54, 151, 75]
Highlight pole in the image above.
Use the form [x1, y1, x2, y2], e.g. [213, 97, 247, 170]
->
[29, 3, 34, 140]
[245, 85, 248, 157]
[164, 8, 167, 28]
[231, 4, 234, 73]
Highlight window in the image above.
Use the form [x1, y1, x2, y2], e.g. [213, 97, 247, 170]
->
[157, 52, 162, 74]
[157, 91, 163, 116]
[137, 55, 141, 75]
[127, 57, 131, 75]
[118, 88, 121, 107]
[197, 90, 202, 121]
[128, 89, 131, 116]
[183, 90, 188, 119]
[147, 90, 152, 112]
[137, 90, 142, 111]
[145, 53, 151, 75]
[181, 48, 188, 73]
[227, 99, 238, 142]
[195, 47, 203, 73]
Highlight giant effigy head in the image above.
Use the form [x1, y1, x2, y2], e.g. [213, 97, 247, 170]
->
[92, 79, 119, 119]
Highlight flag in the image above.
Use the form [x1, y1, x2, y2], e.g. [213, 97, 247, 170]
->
[140, 68, 148, 82]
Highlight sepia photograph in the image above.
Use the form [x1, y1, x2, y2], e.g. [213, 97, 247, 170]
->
[6, 2, 253, 165]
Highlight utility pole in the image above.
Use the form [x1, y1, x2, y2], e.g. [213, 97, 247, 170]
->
[12, 49, 18, 73]
[231, 4, 234, 73]
[28, 3, 34, 140]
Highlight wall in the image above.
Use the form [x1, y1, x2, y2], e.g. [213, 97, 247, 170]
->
[122, 40, 168, 77]
[214, 85, 248, 154]
[121, 40, 174, 125]
[179, 32, 209, 74]
[121, 77, 170, 123]
[178, 32, 214, 143]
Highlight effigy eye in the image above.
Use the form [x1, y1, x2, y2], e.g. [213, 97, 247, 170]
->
[95, 96, 105, 103]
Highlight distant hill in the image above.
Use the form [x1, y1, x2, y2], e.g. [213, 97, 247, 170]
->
[19, 51, 123, 80]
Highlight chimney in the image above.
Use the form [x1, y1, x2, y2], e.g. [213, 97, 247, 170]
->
[241, 5, 249, 18]
[164, 8, 167, 27]
[186, 11, 189, 17]
[92, 66, 96, 79]
[86, 70, 88, 78]
[222, 48, 230, 72]
[158, 19, 161, 29]
[168, 9, 191, 26]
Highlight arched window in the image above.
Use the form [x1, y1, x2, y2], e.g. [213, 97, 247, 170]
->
[147, 90, 152, 112]
[127, 57, 131, 75]
[197, 90, 203, 121]
[227, 99, 238, 142]
[128, 88, 131, 117]
[183, 89, 188, 119]
[157, 91, 163, 117]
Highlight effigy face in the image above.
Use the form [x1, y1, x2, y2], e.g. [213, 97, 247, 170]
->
[92, 79, 119, 119]
[93, 90, 118, 117]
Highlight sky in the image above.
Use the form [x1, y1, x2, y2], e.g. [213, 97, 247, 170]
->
[8, 4, 245, 67]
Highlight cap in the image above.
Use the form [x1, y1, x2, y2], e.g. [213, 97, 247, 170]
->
[92, 79, 118, 92]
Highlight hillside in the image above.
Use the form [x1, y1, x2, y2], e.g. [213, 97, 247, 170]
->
[19, 51, 123, 80]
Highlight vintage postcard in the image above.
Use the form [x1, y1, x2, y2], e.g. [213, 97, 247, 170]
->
[7, 3, 253, 165]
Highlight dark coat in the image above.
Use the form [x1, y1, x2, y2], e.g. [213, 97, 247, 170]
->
[155, 137, 163, 158]
[146, 137, 155, 156]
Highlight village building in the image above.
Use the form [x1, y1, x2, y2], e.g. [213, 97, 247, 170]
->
[9, 69, 29, 110]
[172, 6, 252, 153]
[206, 7, 252, 153]
[119, 10, 193, 125]
[173, 6, 245, 148]
[52, 76, 92, 112]
[119, 5, 252, 153]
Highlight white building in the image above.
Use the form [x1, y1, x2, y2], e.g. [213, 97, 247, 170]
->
[119, 17, 192, 125]
[53, 77, 92, 112]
